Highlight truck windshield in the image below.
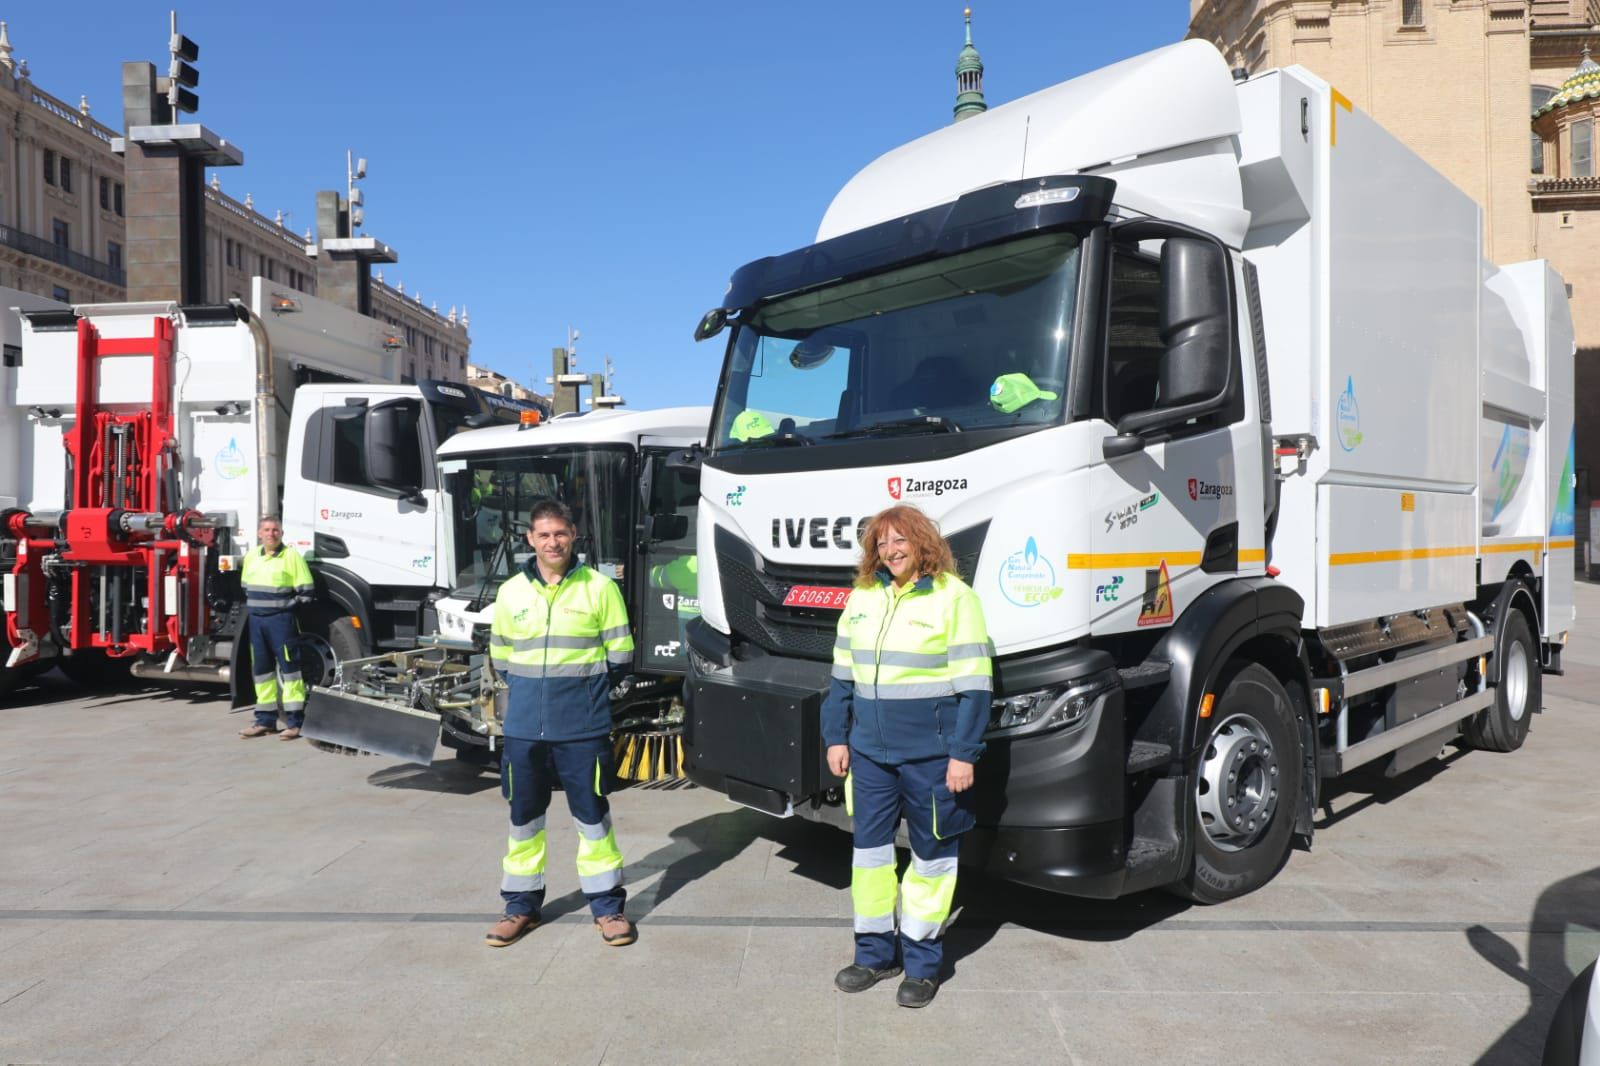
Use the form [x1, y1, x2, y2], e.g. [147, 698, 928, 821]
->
[442, 446, 633, 596]
[714, 231, 1081, 449]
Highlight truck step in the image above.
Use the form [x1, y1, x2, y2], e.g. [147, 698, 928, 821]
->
[372, 599, 424, 614]
[1118, 661, 1171, 690]
[1125, 740, 1173, 774]
[1125, 836, 1176, 872]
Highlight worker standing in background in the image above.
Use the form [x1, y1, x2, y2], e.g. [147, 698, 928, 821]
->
[237, 515, 315, 740]
[484, 498, 638, 949]
[823, 504, 992, 1008]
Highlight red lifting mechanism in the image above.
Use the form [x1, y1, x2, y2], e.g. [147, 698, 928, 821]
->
[5, 316, 219, 667]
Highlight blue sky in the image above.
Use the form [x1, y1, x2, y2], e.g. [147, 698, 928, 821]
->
[19, 1, 1189, 407]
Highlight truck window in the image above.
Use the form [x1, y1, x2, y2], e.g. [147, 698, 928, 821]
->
[1103, 252, 1164, 424]
[308, 403, 426, 495]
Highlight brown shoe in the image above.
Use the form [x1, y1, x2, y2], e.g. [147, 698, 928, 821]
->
[279, 727, 302, 741]
[485, 913, 539, 947]
[238, 724, 278, 738]
[594, 913, 636, 946]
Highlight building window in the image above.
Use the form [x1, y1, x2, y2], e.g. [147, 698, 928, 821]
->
[43, 148, 56, 186]
[1574, 118, 1593, 178]
[52, 218, 69, 249]
[1533, 87, 1558, 173]
[52, 286, 69, 302]
[59, 157, 73, 194]
[1401, 0, 1424, 26]
[107, 241, 122, 270]
[266, 259, 276, 282]
[114, 183, 124, 216]
[100, 176, 110, 210]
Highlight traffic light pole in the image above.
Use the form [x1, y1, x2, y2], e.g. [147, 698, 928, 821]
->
[114, 13, 241, 304]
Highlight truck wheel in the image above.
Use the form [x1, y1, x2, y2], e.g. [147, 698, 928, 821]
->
[1463, 606, 1537, 753]
[0, 623, 20, 698]
[57, 649, 115, 688]
[300, 617, 368, 687]
[1175, 662, 1302, 904]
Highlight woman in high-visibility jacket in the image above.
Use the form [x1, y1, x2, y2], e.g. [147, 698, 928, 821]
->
[822, 503, 992, 1009]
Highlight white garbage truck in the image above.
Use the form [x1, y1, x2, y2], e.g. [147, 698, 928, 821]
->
[678, 40, 1576, 902]
[0, 280, 534, 702]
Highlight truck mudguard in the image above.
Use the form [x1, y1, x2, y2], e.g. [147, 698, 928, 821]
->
[1140, 578, 1306, 756]
[1132, 577, 1318, 847]
[1482, 574, 1540, 683]
[309, 563, 375, 636]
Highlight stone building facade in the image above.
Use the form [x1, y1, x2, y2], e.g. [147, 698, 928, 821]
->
[0, 22, 468, 383]
[1188, 0, 1600, 512]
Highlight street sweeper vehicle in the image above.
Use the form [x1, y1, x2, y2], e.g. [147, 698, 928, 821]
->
[678, 40, 1576, 902]
[0, 280, 531, 702]
[300, 405, 711, 780]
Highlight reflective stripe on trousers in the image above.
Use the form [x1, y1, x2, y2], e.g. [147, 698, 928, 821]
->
[502, 814, 548, 893]
[851, 843, 897, 934]
[573, 812, 624, 894]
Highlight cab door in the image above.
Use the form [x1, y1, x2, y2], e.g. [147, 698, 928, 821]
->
[1083, 243, 1259, 635]
[635, 446, 700, 675]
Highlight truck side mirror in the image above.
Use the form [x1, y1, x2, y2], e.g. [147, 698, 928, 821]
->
[365, 400, 424, 500]
[649, 513, 690, 543]
[1105, 220, 1236, 447]
[1155, 238, 1231, 407]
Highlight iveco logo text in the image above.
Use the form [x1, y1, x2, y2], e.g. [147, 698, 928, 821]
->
[772, 517, 871, 550]
[887, 475, 969, 500]
[1187, 479, 1233, 502]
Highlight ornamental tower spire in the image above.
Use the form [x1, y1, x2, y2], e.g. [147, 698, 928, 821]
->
[953, 7, 986, 123]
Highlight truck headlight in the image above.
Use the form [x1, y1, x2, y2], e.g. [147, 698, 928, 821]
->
[987, 672, 1118, 738]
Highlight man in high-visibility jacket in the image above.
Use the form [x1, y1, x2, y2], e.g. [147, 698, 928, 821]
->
[237, 515, 315, 740]
[484, 498, 637, 949]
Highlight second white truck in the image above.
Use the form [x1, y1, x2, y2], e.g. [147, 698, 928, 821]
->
[679, 41, 1576, 902]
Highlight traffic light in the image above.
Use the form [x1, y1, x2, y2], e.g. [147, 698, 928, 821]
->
[167, 31, 199, 115]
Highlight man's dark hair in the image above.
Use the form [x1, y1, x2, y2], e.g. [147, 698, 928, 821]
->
[529, 499, 575, 529]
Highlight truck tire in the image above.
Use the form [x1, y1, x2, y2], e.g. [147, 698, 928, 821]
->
[56, 649, 115, 689]
[0, 624, 20, 698]
[299, 617, 368, 688]
[1463, 606, 1537, 754]
[1174, 662, 1302, 904]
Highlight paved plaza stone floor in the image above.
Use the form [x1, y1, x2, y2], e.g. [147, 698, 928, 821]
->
[3, 582, 1599, 1063]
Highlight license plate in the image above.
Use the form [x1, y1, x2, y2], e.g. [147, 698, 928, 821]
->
[781, 585, 852, 609]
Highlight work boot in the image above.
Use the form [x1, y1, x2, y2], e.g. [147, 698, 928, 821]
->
[896, 976, 939, 1008]
[594, 913, 636, 946]
[484, 913, 539, 947]
[834, 963, 902, 993]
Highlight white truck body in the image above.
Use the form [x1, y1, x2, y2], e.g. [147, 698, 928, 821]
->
[680, 40, 1575, 902]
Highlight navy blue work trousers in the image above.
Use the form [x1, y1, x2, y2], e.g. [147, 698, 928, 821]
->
[499, 734, 626, 921]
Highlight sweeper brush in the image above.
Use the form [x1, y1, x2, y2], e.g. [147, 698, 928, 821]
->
[614, 727, 686, 783]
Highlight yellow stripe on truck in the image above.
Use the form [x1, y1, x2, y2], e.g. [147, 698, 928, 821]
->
[1067, 549, 1266, 569]
[1327, 546, 1476, 566]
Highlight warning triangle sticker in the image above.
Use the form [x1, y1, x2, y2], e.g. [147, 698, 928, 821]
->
[1137, 560, 1174, 628]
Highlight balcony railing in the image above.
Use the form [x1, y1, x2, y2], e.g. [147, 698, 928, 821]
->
[203, 188, 312, 255]
[0, 223, 125, 285]
[1530, 175, 1600, 195]
[30, 88, 118, 147]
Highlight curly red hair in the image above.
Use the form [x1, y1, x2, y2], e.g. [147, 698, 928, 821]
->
[854, 504, 957, 587]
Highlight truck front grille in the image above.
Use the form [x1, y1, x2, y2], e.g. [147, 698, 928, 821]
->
[714, 525, 853, 662]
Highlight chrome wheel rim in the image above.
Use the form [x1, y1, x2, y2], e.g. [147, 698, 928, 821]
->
[1196, 712, 1280, 852]
[1503, 638, 1530, 723]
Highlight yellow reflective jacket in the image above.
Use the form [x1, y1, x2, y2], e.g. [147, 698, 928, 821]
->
[822, 571, 993, 763]
[240, 544, 313, 615]
[489, 560, 634, 741]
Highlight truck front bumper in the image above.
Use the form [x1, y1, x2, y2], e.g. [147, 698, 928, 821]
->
[683, 645, 1132, 898]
